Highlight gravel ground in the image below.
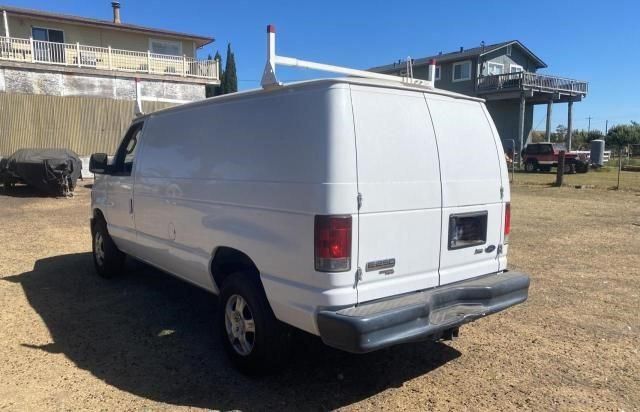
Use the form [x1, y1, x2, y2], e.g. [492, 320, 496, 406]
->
[0, 183, 638, 411]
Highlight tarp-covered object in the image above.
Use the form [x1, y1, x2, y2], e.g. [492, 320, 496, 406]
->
[1, 149, 82, 196]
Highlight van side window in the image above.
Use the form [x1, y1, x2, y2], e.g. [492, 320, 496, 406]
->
[113, 122, 144, 176]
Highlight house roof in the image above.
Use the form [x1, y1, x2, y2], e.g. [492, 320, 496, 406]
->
[369, 40, 547, 73]
[0, 4, 214, 48]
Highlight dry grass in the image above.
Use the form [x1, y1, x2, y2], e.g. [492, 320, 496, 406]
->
[0, 183, 638, 411]
[512, 168, 640, 191]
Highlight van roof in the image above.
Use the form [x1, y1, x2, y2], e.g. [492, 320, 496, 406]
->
[142, 77, 485, 119]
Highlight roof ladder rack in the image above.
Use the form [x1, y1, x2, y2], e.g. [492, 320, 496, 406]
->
[261, 25, 435, 89]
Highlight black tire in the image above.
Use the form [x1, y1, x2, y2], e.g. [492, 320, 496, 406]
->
[525, 161, 537, 173]
[575, 162, 589, 174]
[91, 217, 125, 278]
[218, 272, 290, 375]
[540, 165, 552, 173]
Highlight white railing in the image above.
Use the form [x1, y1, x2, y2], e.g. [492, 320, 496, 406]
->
[0, 35, 219, 81]
[574, 150, 611, 163]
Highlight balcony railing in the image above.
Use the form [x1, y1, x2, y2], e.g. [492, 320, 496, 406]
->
[477, 71, 588, 95]
[0, 36, 219, 81]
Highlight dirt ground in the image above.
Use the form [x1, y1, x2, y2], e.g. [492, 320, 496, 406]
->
[0, 183, 638, 411]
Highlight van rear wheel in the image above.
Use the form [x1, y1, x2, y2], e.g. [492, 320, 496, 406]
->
[218, 272, 290, 374]
[91, 218, 125, 278]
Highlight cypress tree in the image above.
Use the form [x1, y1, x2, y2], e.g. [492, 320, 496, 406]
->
[205, 54, 216, 97]
[213, 50, 224, 96]
[223, 43, 237, 94]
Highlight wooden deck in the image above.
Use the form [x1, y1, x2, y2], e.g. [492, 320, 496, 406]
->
[476, 72, 588, 100]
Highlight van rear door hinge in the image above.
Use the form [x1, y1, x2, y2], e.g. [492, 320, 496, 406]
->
[357, 192, 363, 210]
[354, 267, 363, 288]
[500, 186, 504, 200]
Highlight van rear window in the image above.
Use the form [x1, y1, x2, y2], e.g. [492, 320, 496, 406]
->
[448, 212, 488, 250]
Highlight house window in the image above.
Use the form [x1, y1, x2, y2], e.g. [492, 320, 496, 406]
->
[31, 27, 65, 63]
[487, 62, 504, 76]
[31, 27, 64, 43]
[510, 64, 524, 73]
[149, 38, 182, 56]
[452, 60, 472, 82]
[435, 65, 441, 80]
[506, 44, 512, 56]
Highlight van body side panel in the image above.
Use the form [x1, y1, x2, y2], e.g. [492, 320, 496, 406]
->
[350, 85, 442, 304]
[425, 95, 502, 285]
[133, 84, 358, 334]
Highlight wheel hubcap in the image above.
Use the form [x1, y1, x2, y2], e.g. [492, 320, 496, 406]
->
[224, 294, 255, 356]
[94, 232, 105, 266]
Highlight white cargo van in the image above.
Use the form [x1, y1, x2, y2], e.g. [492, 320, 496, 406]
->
[89, 28, 529, 373]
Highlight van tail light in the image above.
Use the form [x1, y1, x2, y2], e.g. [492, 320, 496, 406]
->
[315, 215, 352, 272]
[504, 202, 511, 244]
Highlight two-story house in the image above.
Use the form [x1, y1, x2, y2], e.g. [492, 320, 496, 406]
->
[0, 2, 220, 156]
[369, 41, 588, 159]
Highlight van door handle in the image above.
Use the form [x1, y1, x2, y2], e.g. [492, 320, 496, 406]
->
[129, 198, 134, 214]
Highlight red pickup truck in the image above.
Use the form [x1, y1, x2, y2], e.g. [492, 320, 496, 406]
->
[522, 143, 589, 173]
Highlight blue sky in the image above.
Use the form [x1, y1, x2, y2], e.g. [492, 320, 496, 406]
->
[5, 0, 639, 131]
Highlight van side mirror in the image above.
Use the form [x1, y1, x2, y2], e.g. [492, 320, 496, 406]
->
[89, 153, 109, 174]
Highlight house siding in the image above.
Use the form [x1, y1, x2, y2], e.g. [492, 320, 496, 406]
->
[6, 15, 196, 57]
[485, 100, 534, 148]
[480, 46, 539, 75]
[395, 56, 479, 95]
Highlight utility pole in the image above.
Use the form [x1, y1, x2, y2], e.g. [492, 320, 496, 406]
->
[605, 120, 609, 134]
[587, 116, 592, 132]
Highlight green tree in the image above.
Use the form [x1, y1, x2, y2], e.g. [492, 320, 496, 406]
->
[586, 129, 605, 144]
[571, 129, 588, 149]
[607, 124, 640, 189]
[571, 129, 604, 150]
[551, 124, 567, 143]
[205, 53, 216, 97]
[529, 130, 546, 143]
[221, 43, 237, 94]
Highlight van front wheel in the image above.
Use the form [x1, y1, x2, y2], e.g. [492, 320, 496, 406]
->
[218, 273, 289, 374]
[91, 218, 125, 278]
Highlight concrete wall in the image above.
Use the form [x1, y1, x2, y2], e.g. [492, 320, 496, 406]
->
[0, 66, 205, 101]
[0, 93, 176, 156]
[6, 15, 197, 57]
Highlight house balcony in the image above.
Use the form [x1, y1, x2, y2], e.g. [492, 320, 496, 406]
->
[0, 35, 219, 83]
[476, 71, 588, 103]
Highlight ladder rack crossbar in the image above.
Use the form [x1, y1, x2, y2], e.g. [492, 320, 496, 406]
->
[261, 25, 434, 89]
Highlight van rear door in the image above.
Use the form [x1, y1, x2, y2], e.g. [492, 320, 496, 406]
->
[425, 95, 504, 285]
[350, 85, 442, 304]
